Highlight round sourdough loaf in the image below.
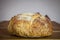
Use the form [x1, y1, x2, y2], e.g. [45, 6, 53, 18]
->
[8, 12, 53, 37]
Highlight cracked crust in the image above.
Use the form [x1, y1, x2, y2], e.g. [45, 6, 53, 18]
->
[8, 12, 53, 37]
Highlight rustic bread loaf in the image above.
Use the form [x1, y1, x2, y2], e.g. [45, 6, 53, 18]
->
[8, 12, 53, 37]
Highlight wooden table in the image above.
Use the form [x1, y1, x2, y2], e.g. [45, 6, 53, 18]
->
[0, 21, 60, 40]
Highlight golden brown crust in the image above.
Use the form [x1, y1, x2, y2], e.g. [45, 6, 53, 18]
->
[8, 12, 53, 37]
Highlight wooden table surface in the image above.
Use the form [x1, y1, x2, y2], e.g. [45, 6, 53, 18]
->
[0, 21, 60, 39]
